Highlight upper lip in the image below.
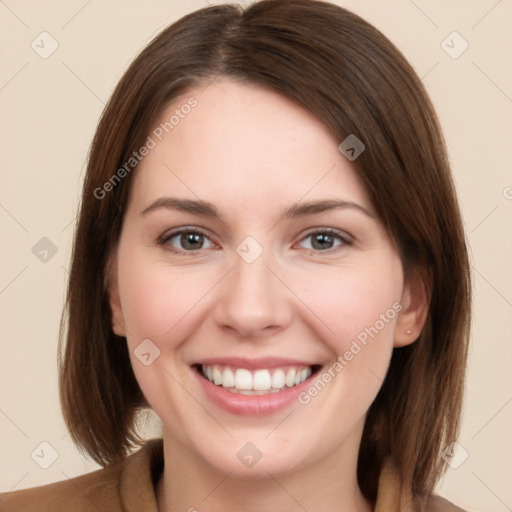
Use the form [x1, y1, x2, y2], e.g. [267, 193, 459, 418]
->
[191, 357, 320, 370]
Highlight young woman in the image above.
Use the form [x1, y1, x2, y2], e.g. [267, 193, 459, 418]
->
[1, 1, 471, 510]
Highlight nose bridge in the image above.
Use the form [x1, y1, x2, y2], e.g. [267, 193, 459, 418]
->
[214, 243, 290, 337]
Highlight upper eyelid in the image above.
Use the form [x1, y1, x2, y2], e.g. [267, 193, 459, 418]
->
[299, 227, 351, 238]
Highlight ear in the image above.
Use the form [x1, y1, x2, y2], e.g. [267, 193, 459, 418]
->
[394, 269, 430, 347]
[107, 255, 127, 337]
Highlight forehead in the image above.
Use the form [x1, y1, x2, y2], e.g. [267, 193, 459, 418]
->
[129, 79, 374, 216]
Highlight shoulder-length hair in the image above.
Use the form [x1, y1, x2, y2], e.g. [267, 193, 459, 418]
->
[59, 0, 471, 501]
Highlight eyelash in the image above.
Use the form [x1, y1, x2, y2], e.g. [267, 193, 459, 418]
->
[158, 227, 353, 255]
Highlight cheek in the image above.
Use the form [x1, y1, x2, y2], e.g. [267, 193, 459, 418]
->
[115, 252, 212, 414]
[292, 267, 401, 423]
[292, 260, 403, 350]
[117, 255, 212, 342]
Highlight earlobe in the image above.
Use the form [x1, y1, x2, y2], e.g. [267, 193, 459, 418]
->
[110, 288, 127, 337]
[107, 259, 127, 337]
[394, 270, 430, 347]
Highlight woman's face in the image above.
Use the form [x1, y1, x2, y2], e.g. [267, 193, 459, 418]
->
[110, 79, 423, 477]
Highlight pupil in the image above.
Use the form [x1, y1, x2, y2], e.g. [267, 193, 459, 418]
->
[181, 232, 203, 250]
[312, 233, 333, 250]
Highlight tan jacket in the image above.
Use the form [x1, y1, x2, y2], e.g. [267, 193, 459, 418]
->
[0, 439, 466, 511]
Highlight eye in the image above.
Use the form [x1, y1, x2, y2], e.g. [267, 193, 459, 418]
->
[297, 229, 351, 252]
[161, 228, 215, 252]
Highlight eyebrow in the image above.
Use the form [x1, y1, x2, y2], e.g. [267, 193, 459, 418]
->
[140, 197, 374, 219]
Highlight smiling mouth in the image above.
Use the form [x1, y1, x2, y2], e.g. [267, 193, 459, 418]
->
[193, 364, 321, 395]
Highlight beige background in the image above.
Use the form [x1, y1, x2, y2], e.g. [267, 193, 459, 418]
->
[1, 1, 511, 510]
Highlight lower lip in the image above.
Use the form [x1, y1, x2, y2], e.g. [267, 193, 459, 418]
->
[193, 367, 316, 416]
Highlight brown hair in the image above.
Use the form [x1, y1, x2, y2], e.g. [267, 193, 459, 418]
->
[58, 0, 471, 500]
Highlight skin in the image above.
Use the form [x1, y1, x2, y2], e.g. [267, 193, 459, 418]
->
[109, 79, 428, 512]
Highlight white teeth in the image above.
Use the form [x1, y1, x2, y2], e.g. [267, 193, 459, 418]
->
[253, 369, 272, 391]
[200, 364, 314, 393]
[285, 369, 296, 388]
[213, 367, 222, 385]
[222, 368, 235, 387]
[271, 369, 285, 389]
[235, 369, 253, 390]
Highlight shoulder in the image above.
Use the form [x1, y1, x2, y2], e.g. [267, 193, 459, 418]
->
[425, 494, 468, 512]
[376, 459, 469, 512]
[0, 439, 163, 512]
[0, 463, 124, 512]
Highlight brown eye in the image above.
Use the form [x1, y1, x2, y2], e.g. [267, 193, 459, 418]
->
[163, 229, 214, 252]
[298, 230, 351, 252]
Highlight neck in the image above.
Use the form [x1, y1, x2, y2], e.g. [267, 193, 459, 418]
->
[156, 425, 373, 512]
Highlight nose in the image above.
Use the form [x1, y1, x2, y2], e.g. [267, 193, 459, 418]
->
[213, 250, 293, 341]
